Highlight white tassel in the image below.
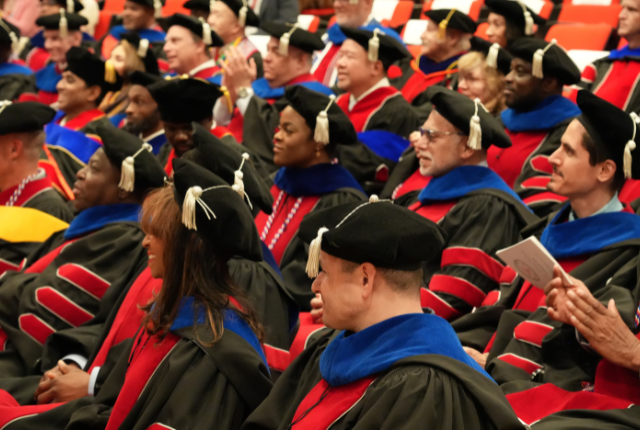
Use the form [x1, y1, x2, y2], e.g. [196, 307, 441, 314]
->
[486, 43, 500, 69]
[279, 25, 297, 56]
[119, 156, 135, 192]
[200, 18, 212, 46]
[368, 28, 381, 63]
[524, 11, 534, 36]
[66, 0, 74, 13]
[306, 227, 329, 278]
[118, 143, 152, 192]
[232, 170, 244, 197]
[532, 39, 556, 79]
[137, 38, 149, 58]
[182, 186, 203, 230]
[625, 113, 640, 179]
[349, 0, 358, 4]
[0, 100, 12, 116]
[369, 194, 379, 203]
[468, 99, 482, 150]
[210, 0, 215, 11]
[154, 0, 162, 18]
[59, 8, 68, 39]
[239, 0, 247, 27]
[314, 94, 335, 145]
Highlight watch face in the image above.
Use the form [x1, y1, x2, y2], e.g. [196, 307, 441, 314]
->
[238, 88, 248, 98]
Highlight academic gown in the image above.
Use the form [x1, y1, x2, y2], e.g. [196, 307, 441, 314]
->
[572, 45, 640, 113]
[490, 96, 581, 217]
[0, 203, 148, 378]
[39, 123, 103, 200]
[334, 87, 418, 193]
[0, 174, 73, 279]
[0, 61, 36, 101]
[142, 129, 167, 155]
[28, 62, 62, 105]
[379, 146, 430, 205]
[241, 313, 524, 430]
[238, 74, 333, 172]
[20, 31, 95, 72]
[254, 164, 366, 311]
[0, 300, 273, 430]
[456, 205, 640, 393]
[52, 109, 108, 132]
[408, 165, 538, 321]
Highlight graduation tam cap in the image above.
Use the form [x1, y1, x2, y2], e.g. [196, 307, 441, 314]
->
[65, 47, 122, 92]
[0, 101, 55, 134]
[339, 25, 411, 68]
[185, 122, 274, 214]
[183, 0, 210, 12]
[299, 196, 447, 278]
[484, 0, 546, 36]
[428, 87, 511, 150]
[148, 77, 222, 123]
[119, 31, 160, 75]
[166, 13, 224, 47]
[172, 159, 262, 261]
[508, 37, 580, 85]
[469, 36, 513, 75]
[43, 0, 84, 13]
[128, 0, 166, 18]
[36, 11, 88, 38]
[129, 70, 162, 87]
[0, 18, 20, 51]
[95, 122, 167, 193]
[261, 21, 324, 55]
[285, 85, 357, 147]
[211, 0, 259, 27]
[576, 90, 640, 180]
[423, 8, 477, 39]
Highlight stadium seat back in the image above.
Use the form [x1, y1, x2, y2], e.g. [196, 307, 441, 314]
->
[519, 0, 554, 19]
[563, 0, 619, 4]
[94, 10, 114, 40]
[103, 0, 126, 13]
[424, 0, 484, 21]
[297, 15, 320, 32]
[546, 23, 612, 50]
[162, 0, 189, 16]
[568, 49, 609, 71]
[558, 4, 622, 26]
[401, 19, 427, 45]
[371, 0, 413, 28]
[475, 21, 489, 40]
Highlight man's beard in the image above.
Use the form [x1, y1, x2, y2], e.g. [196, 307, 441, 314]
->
[123, 110, 162, 136]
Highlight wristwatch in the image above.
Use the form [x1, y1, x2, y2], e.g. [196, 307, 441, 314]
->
[238, 87, 250, 98]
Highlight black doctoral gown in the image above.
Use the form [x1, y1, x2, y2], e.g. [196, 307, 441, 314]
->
[241, 329, 524, 430]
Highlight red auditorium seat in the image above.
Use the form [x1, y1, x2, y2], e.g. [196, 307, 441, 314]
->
[475, 22, 489, 40]
[545, 23, 612, 51]
[423, 0, 485, 21]
[370, 0, 414, 28]
[297, 15, 320, 32]
[162, 0, 189, 16]
[557, 4, 622, 27]
[300, 8, 335, 16]
[103, 0, 126, 13]
[94, 10, 114, 40]
[563, 0, 619, 4]
[519, 0, 554, 19]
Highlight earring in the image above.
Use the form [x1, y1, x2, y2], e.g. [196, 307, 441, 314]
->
[315, 149, 321, 158]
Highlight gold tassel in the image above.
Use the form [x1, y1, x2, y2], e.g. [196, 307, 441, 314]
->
[137, 38, 149, 58]
[314, 94, 335, 145]
[279, 24, 297, 56]
[486, 43, 499, 69]
[306, 227, 329, 278]
[104, 59, 117, 84]
[438, 8, 457, 41]
[59, 8, 68, 39]
[468, 98, 483, 151]
[368, 28, 381, 62]
[532, 39, 555, 79]
[199, 18, 212, 46]
[220, 85, 233, 113]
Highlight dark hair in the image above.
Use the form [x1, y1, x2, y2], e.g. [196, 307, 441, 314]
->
[505, 21, 526, 43]
[140, 187, 264, 344]
[581, 131, 626, 192]
[341, 259, 423, 298]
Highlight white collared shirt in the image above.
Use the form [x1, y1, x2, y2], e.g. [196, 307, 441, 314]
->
[141, 129, 165, 142]
[348, 77, 390, 111]
[189, 59, 217, 76]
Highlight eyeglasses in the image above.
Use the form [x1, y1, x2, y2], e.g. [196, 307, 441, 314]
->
[419, 128, 466, 142]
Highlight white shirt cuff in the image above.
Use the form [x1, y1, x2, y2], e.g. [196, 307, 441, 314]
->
[88, 366, 101, 396]
[62, 354, 87, 370]
[213, 98, 233, 126]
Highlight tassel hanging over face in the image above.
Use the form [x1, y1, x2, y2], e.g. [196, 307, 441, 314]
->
[306, 227, 329, 278]
[154, 0, 162, 18]
[138, 38, 149, 58]
[279, 24, 297, 56]
[486, 43, 500, 69]
[467, 98, 483, 150]
[119, 143, 153, 192]
[104, 59, 117, 84]
[368, 28, 382, 62]
[532, 39, 555, 79]
[59, 8, 68, 39]
[199, 18, 213, 46]
[66, 0, 74, 13]
[625, 113, 640, 179]
[314, 94, 336, 145]
[239, 0, 248, 27]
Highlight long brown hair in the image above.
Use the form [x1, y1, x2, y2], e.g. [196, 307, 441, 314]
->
[140, 187, 264, 344]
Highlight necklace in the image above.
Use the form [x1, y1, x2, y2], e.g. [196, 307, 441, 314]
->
[260, 190, 303, 250]
[6, 171, 40, 207]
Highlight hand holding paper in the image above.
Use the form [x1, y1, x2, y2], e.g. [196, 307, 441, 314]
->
[496, 236, 573, 289]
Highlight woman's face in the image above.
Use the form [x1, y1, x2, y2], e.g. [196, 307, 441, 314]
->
[142, 231, 165, 279]
[273, 106, 318, 168]
[486, 13, 508, 48]
[110, 44, 127, 77]
[458, 64, 490, 103]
